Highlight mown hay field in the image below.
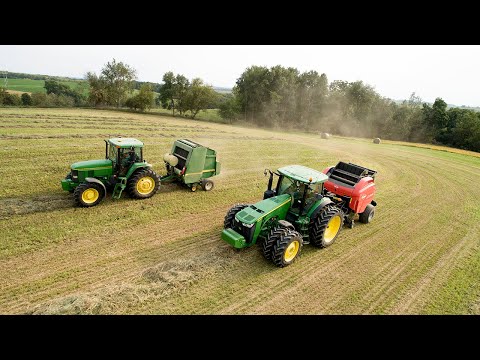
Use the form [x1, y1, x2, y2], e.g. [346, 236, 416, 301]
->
[1, 108, 479, 314]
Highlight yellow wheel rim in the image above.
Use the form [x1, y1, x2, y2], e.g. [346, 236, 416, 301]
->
[324, 215, 342, 243]
[284, 240, 300, 262]
[136, 176, 155, 195]
[81, 188, 99, 204]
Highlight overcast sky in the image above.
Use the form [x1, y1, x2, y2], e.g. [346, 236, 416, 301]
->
[1, 45, 479, 106]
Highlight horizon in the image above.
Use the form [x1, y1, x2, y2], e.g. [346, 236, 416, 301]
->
[2, 45, 480, 107]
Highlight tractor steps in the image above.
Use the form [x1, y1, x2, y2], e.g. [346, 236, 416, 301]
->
[112, 177, 127, 199]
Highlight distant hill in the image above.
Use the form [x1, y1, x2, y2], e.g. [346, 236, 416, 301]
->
[2, 71, 82, 82]
[2, 71, 232, 95]
[393, 99, 480, 112]
[213, 87, 232, 94]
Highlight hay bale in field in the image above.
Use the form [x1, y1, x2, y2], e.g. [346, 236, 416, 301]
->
[373, 138, 381, 144]
[320, 132, 331, 139]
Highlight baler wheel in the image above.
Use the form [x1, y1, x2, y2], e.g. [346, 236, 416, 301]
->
[223, 204, 250, 229]
[271, 228, 303, 267]
[127, 169, 160, 199]
[201, 179, 214, 191]
[74, 182, 104, 207]
[359, 204, 375, 224]
[262, 226, 287, 261]
[309, 205, 344, 248]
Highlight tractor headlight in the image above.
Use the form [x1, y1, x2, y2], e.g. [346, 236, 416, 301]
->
[71, 170, 78, 180]
[242, 223, 254, 228]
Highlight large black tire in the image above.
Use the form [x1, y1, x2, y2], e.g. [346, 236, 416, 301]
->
[126, 168, 160, 199]
[309, 205, 344, 248]
[262, 226, 287, 261]
[272, 228, 303, 267]
[74, 182, 105, 207]
[223, 203, 250, 229]
[359, 204, 375, 224]
[201, 179, 214, 191]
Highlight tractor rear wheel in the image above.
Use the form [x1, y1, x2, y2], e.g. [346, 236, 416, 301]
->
[224, 203, 250, 229]
[272, 228, 303, 267]
[309, 205, 344, 248]
[127, 169, 160, 199]
[74, 182, 105, 207]
[201, 179, 214, 191]
[359, 204, 375, 224]
[262, 226, 287, 261]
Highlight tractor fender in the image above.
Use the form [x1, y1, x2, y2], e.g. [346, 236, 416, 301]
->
[308, 197, 334, 220]
[85, 177, 107, 199]
[278, 219, 295, 230]
[125, 162, 152, 179]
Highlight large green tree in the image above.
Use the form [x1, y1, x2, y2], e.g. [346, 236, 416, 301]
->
[86, 59, 136, 107]
[158, 72, 189, 116]
[182, 78, 218, 119]
[101, 59, 137, 107]
[125, 84, 155, 112]
[86, 72, 108, 106]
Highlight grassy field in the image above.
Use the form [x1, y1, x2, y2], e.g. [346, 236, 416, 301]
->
[4, 78, 86, 94]
[0, 107, 479, 314]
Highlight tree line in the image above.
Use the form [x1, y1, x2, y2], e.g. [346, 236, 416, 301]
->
[218, 65, 480, 152]
[1, 59, 220, 115]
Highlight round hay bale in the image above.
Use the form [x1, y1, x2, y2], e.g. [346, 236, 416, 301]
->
[373, 138, 381, 144]
[320, 132, 331, 139]
[163, 153, 179, 166]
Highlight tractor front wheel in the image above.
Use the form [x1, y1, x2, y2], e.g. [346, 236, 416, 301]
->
[271, 228, 303, 267]
[127, 169, 160, 199]
[224, 203, 250, 229]
[262, 226, 286, 261]
[359, 204, 375, 224]
[201, 179, 214, 191]
[309, 205, 344, 248]
[74, 182, 105, 207]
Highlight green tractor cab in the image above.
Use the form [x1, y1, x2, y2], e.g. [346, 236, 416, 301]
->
[61, 137, 160, 207]
[160, 139, 221, 192]
[221, 165, 345, 267]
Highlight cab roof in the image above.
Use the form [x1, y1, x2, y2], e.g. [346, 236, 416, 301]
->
[277, 165, 328, 184]
[108, 137, 143, 148]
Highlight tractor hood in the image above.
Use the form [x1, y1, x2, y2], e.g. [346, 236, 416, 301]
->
[71, 159, 113, 170]
[235, 194, 292, 225]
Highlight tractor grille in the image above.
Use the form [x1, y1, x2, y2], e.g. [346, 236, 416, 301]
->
[233, 219, 255, 244]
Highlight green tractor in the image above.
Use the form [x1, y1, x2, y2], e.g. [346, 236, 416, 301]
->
[61, 137, 160, 207]
[221, 163, 377, 267]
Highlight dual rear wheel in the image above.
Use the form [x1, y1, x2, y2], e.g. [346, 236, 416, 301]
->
[261, 204, 344, 267]
[263, 227, 304, 268]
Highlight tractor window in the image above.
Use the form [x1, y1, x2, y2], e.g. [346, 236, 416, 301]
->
[108, 145, 118, 163]
[278, 177, 297, 196]
[133, 147, 142, 162]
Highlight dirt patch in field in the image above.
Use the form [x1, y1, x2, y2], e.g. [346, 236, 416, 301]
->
[0, 195, 72, 219]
